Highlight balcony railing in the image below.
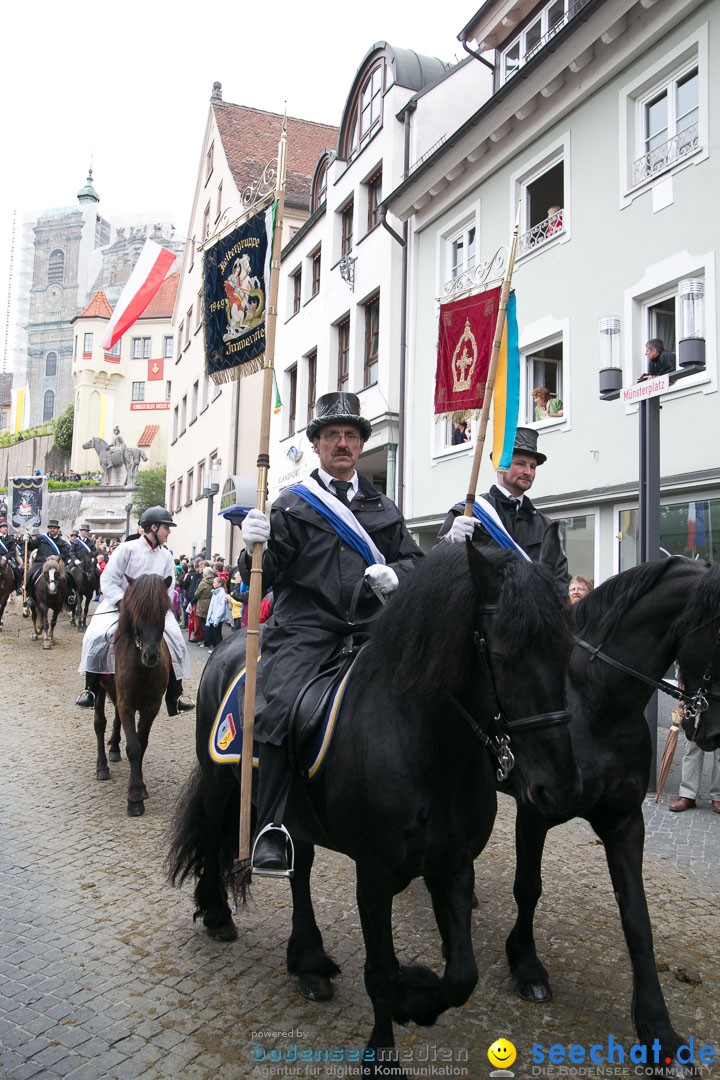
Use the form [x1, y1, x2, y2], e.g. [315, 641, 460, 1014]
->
[632, 123, 700, 186]
[518, 209, 564, 256]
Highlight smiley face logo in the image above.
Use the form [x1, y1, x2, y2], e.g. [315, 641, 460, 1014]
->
[488, 1038, 517, 1070]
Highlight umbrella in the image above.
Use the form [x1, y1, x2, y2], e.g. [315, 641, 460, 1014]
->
[655, 705, 684, 801]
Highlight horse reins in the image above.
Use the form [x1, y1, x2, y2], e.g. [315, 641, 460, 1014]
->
[444, 604, 572, 782]
[574, 624, 720, 739]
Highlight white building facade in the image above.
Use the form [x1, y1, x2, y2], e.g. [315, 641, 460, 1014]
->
[271, 43, 493, 502]
[386, 0, 718, 581]
[166, 83, 338, 560]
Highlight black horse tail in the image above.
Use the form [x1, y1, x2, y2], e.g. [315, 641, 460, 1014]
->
[166, 762, 241, 928]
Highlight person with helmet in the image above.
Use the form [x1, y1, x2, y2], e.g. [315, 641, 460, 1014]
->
[75, 505, 195, 714]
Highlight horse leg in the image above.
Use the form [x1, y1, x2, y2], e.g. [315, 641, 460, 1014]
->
[49, 607, 59, 646]
[505, 805, 553, 1002]
[108, 705, 122, 762]
[95, 685, 110, 781]
[392, 860, 477, 1028]
[592, 809, 690, 1072]
[120, 708, 145, 816]
[135, 706, 157, 802]
[30, 602, 39, 640]
[356, 867, 406, 1079]
[42, 606, 52, 649]
[287, 841, 340, 1001]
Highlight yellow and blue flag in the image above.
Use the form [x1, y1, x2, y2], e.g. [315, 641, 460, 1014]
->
[492, 292, 520, 470]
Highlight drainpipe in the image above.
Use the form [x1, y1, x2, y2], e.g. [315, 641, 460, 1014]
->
[380, 100, 415, 513]
[460, 37, 496, 72]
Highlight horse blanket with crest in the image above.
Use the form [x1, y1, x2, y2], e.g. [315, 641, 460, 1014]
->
[78, 536, 190, 677]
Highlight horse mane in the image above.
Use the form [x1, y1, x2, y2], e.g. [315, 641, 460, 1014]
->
[371, 544, 572, 702]
[674, 560, 720, 638]
[117, 574, 170, 632]
[43, 555, 66, 577]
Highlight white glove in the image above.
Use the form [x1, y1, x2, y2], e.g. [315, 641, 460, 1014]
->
[75, 559, 81, 565]
[364, 564, 399, 595]
[449, 515, 476, 543]
[242, 508, 270, 551]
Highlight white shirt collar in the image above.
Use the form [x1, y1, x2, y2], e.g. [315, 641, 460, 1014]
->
[495, 481, 524, 506]
[317, 467, 359, 498]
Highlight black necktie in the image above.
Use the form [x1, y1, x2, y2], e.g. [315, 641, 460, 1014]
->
[333, 481, 352, 506]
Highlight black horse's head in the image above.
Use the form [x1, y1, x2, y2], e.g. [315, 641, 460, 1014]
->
[372, 528, 581, 816]
[675, 561, 720, 751]
[120, 574, 172, 668]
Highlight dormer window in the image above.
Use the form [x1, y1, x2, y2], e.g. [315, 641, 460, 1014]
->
[345, 62, 385, 161]
[500, 0, 580, 85]
[311, 156, 330, 213]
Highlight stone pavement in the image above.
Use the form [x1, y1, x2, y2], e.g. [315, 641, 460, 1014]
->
[0, 605, 717, 1080]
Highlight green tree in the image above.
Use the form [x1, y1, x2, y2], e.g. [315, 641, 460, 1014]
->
[54, 405, 74, 456]
[133, 465, 167, 518]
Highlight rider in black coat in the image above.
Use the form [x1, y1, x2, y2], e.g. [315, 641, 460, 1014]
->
[25, 520, 73, 602]
[0, 518, 23, 592]
[437, 427, 569, 592]
[240, 392, 423, 874]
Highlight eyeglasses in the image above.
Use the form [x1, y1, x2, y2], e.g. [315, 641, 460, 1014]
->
[318, 431, 363, 445]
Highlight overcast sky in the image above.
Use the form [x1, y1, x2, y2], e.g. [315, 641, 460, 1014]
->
[0, 0, 477, 372]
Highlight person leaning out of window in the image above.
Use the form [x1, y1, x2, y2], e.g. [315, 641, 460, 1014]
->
[532, 387, 563, 421]
[638, 339, 676, 381]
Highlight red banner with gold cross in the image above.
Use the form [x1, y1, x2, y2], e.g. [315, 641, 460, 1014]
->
[434, 286, 500, 417]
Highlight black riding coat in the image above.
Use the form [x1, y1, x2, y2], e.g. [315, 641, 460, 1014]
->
[0, 531, 19, 562]
[437, 485, 569, 591]
[239, 469, 423, 745]
[27, 532, 72, 566]
[70, 536, 97, 560]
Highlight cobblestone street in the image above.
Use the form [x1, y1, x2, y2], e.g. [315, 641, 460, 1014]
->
[0, 601, 718, 1079]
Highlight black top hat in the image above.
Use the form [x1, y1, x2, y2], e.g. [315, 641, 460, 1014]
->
[47, 518, 60, 528]
[0, 518, 7, 527]
[80, 523, 90, 531]
[491, 426, 547, 466]
[306, 392, 372, 442]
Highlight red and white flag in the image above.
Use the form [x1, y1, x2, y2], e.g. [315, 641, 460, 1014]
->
[102, 239, 176, 350]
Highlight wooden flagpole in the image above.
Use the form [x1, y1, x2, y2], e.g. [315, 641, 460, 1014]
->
[234, 118, 288, 885]
[464, 203, 522, 516]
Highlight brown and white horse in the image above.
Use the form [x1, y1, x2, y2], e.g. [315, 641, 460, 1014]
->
[29, 555, 69, 649]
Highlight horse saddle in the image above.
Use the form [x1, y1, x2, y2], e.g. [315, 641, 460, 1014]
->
[208, 640, 365, 782]
[287, 645, 361, 780]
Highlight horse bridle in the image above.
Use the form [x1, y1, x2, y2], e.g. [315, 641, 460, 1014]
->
[575, 623, 720, 740]
[444, 603, 572, 782]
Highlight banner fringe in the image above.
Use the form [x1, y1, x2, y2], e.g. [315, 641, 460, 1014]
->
[209, 354, 266, 385]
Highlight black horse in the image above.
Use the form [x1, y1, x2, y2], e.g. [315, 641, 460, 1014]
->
[169, 540, 581, 1072]
[69, 551, 100, 631]
[505, 556, 720, 1076]
[28, 555, 69, 649]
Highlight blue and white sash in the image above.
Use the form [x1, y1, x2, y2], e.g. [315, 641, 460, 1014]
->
[455, 498, 531, 562]
[292, 476, 385, 567]
[0, 537, 8, 555]
[75, 538, 92, 554]
[40, 534, 61, 556]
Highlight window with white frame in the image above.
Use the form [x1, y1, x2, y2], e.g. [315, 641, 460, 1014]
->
[165, 380, 172, 401]
[500, 0, 581, 85]
[164, 336, 173, 358]
[518, 158, 565, 256]
[83, 333, 93, 354]
[447, 223, 476, 284]
[106, 340, 121, 359]
[172, 405, 179, 441]
[620, 31, 707, 198]
[525, 340, 563, 424]
[131, 381, 146, 403]
[191, 380, 199, 422]
[438, 415, 474, 452]
[634, 65, 699, 187]
[133, 337, 151, 359]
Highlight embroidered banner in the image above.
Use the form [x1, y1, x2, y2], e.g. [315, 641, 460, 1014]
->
[203, 204, 275, 384]
[435, 286, 501, 417]
[9, 476, 46, 532]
